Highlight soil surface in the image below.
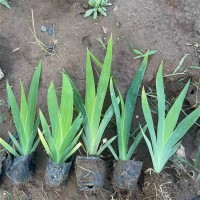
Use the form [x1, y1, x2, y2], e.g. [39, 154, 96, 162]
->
[0, 0, 200, 199]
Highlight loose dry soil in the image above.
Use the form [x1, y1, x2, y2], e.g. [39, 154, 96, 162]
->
[1, 0, 200, 199]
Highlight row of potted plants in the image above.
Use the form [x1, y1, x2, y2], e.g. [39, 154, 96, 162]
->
[0, 35, 200, 196]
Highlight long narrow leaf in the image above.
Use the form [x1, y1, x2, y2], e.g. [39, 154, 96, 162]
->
[124, 52, 149, 141]
[110, 79, 121, 136]
[85, 50, 96, 121]
[61, 143, 82, 163]
[119, 93, 126, 160]
[0, 0, 10, 8]
[164, 81, 190, 141]
[60, 73, 73, 136]
[8, 132, 23, 155]
[26, 62, 42, 135]
[39, 111, 57, 156]
[94, 102, 115, 150]
[141, 87, 157, 151]
[140, 125, 156, 168]
[96, 135, 117, 155]
[156, 62, 165, 148]
[26, 115, 40, 153]
[89, 52, 103, 68]
[38, 128, 54, 160]
[91, 35, 112, 134]
[63, 71, 91, 141]
[30, 137, 40, 153]
[0, 138, 20, 157]
[7, 82, 25, 148]
[58, 131, 82, 163]
[59, 114, 82, 153]
[166, 107, 200, 149]
[126, 125, 147, 160]
[20, 82, 28, 127]
[47, 82, 60, 146]
[108, 144, 119, 160]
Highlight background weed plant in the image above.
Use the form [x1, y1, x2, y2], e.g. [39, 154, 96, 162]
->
[130, 46, 157, 60]
[141, 63, 200, 173]
[38, 73, 82, 164]
[85, 0, 112, 19]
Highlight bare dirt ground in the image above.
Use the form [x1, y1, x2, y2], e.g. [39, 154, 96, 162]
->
[0, 0, 200, 199]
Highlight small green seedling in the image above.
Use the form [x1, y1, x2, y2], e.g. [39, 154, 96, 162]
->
[0, 0, 10, 8]
[141, 63, 200, 173]
[108, 52, 149, 160]
[85, 0, 112, 19]
[0, 63, 42, 157]
[65, 35, 116, 156]
[130, 45, 157, 60]
[38, 73, 82, 164]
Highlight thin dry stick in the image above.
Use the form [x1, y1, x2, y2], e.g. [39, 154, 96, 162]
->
[29, 9, 56, 56]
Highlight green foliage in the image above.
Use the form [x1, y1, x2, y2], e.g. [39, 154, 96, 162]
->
[65, 35, 116, 156]
[0, 62, 42, 157]
[141, 63, 200, 173]
[0, 0, 10, 8]
[38, 73, 82, 164]
[130, 46, 157, 60]
[108, 52, 149, 160]
[85, 0, 112, 19]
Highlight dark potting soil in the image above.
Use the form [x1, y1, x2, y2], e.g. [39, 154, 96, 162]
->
[112, 160, 143, 192]
[45, 158, 72, 187]
[75, 156, 108, 191]
[6, 152, 36, 184]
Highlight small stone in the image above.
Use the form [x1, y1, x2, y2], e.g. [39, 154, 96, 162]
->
[116, 22, 121, 27]
[102, 26, 107, 34]
[40, 25, 47, 32]
[113, 6, 118, 11]
[46, 25, 54, 36]
[0, 69, 4, 81]
[82, 2, 89, 9]
[176, 145, 186, 158]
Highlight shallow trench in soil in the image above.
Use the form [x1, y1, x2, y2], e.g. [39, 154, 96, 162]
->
[0, 0, 200, 199]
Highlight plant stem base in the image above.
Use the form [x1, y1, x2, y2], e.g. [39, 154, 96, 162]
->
[6, 152, 36, 184]
[45, 158, 72, 187]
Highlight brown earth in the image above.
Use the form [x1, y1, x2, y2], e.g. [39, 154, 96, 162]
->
[0, 0, 200, 199]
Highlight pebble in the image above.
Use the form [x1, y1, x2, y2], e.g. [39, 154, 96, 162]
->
[0, 69, 4, 81]
[40, 25, 47, 32]
[116, 22, 121, 27]
[40, 25, 54, 36]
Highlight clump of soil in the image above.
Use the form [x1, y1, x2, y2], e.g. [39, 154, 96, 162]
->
[143, 170, 177, 200]
[112, 160, 142, 192]
[75, 156, 108, 191]
[143, 167, 200, 200]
